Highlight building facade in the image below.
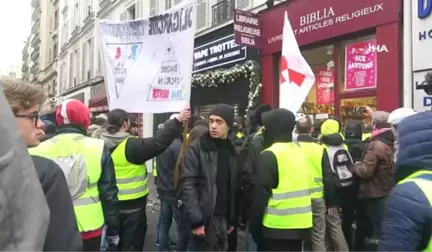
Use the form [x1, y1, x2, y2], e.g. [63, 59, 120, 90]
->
[259, 0, 401, 127]
[24, 0, 59, 108]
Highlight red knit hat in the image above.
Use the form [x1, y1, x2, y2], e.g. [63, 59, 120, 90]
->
[56, 99, 91, 130]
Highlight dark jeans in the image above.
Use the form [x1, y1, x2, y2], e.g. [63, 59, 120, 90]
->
[175, 205, 191, 252]
[258, 238, 303, 251]
[118, 205, 147, 251]
[158, 200, 175, 251]
[365, 197, 386, 250]
[83, 235, 102, 251]
[355, 200, 371, 251]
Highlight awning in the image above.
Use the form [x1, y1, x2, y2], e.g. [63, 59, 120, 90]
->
[89, 82, 108, 112]
[88, 96, 108, 112]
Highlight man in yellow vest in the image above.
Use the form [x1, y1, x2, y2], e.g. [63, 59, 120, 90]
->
[249, 108, 313, 251]
[99, 106, 190, 251]
[29, 99, 120, 251]
[380, 111, 432, 251]
[295, 116, 327, 251]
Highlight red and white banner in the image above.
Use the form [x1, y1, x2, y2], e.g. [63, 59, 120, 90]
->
[279, 12, 315, 113]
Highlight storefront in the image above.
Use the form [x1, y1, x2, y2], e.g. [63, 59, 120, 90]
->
[260, 0, 401, 126]
[88, 78, 108, 113]
[153, 24, 261, 132]
[409, 0, 432, 111]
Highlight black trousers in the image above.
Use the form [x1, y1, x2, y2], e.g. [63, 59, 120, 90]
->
[227, 227, 238, 251]
[258, 238, 303, 251]
[83, 235, 102, 251]
[118, 205, 148, 251]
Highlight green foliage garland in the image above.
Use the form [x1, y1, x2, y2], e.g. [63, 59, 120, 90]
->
[191, 60, 262, 116]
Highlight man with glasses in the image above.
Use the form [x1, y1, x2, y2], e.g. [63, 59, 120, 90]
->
[1, 80, 82, 250]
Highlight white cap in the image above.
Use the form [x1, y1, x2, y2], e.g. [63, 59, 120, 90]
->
[388, 108, 416, 125]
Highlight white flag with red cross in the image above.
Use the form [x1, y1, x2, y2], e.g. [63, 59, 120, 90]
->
[279, 11, 315, 113]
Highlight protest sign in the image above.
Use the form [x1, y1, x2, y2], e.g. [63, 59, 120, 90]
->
[98, 0, 196, 113]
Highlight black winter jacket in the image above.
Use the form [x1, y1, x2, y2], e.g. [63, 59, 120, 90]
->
[179, 133, 241, 229]
[242, 131, 265, 221]
[56, 125, 120, 237]
[156, 137, 182, 201]
[99, 118, 183, 209]
[31, 155, 83, 251]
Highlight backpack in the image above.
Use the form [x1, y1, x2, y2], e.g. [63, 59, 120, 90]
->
[326, 145, 355, 188]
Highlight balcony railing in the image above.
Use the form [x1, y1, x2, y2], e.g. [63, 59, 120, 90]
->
[31, 0, 40, 9]
[31, 49, 40, 61]
[31, 20, 40, 34]
[32, 7, 41, 22]
[31, 34, 40, 46]
[211, 0, 235, 27]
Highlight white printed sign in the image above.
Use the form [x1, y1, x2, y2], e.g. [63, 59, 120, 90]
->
[98, 0, 196, 113]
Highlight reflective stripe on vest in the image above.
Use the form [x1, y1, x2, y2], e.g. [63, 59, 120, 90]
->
[298, 141, 324, 199]
[111, 137, 148, 201]
[152, 159, 158, 177]
[29, 133, 104, 232]
[262, 142, 313, 229]
[398, 170, 432, 251]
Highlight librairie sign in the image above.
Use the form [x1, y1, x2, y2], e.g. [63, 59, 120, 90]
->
[233, 9, 261, 48]
[193, 34, 247, 73]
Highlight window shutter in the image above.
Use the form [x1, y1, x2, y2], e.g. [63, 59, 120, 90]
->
[150, 0, 157, 16]
[196, 0, 207, 30]
[236, 0, 249, 9]
[136, 0, 143, 18]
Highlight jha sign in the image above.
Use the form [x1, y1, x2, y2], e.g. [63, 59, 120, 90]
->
[193, 34, 247, 73]
[233, 9, 261, 48]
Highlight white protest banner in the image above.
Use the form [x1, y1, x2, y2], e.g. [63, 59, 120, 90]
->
[97, 0, 196, 113]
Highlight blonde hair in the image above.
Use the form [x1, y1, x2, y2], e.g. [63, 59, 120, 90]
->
[1, 79, 46, 115]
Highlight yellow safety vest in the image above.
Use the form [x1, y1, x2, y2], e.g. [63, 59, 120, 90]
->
[236, 131, 245, 139]
[362, 133, 372, 141]
[262, 142, 313, 229]
[398, 170, 432, 251]
[111, 137, 149, 201]
[298, 141, 324, 199]
[29, 133, 104, 232]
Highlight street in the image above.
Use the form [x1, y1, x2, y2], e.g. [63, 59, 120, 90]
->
[144, 175, 246, 251]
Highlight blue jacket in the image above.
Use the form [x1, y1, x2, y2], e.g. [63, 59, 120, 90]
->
[379, 112, 432, 251]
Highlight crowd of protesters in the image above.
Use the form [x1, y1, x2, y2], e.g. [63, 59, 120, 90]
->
[0, 78, 431, 252]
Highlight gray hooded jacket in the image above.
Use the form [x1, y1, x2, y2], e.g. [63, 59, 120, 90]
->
[0, 90, 50, 250]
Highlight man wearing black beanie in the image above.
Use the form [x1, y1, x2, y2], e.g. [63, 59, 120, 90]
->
[180, 104, 241, 251]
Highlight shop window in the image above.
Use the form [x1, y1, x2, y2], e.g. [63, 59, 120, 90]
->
[340, 96, 376, 131]
[339, 34, 377, 93]
[278, 44, 335, 120]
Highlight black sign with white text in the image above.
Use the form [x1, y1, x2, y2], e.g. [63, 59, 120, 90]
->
[193, 34, 247, 73]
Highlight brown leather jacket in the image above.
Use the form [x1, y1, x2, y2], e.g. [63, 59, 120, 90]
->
[354, 130, 395, 199]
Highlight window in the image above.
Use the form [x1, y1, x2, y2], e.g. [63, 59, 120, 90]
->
[97, 50, 102, 75]
[150, 0, 157, 16]
[50, 17, 53, 32]
[127, 4, 136, 20]
[74, 2, 79, 28]
[53, 44, 58, 60]
[165, 0, 172, 10]
[89, 38, 94, 77]
[74, 49, 79, 84]
[69, 54, 74, 88]
[82, 43, 87, 80]
[48, 49, 52, 64]
[86, 0, 92, 17]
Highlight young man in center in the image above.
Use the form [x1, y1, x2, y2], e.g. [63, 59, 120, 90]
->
[180, 104, 241, 251]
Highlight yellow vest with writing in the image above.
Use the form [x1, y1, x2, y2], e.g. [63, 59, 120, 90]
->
[262, 142, 313, 229]
[398, 170, 432, 251]
[29, 133, 104, 232]
[111, 137, 149, 201]
[298, 141, 324, 199]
